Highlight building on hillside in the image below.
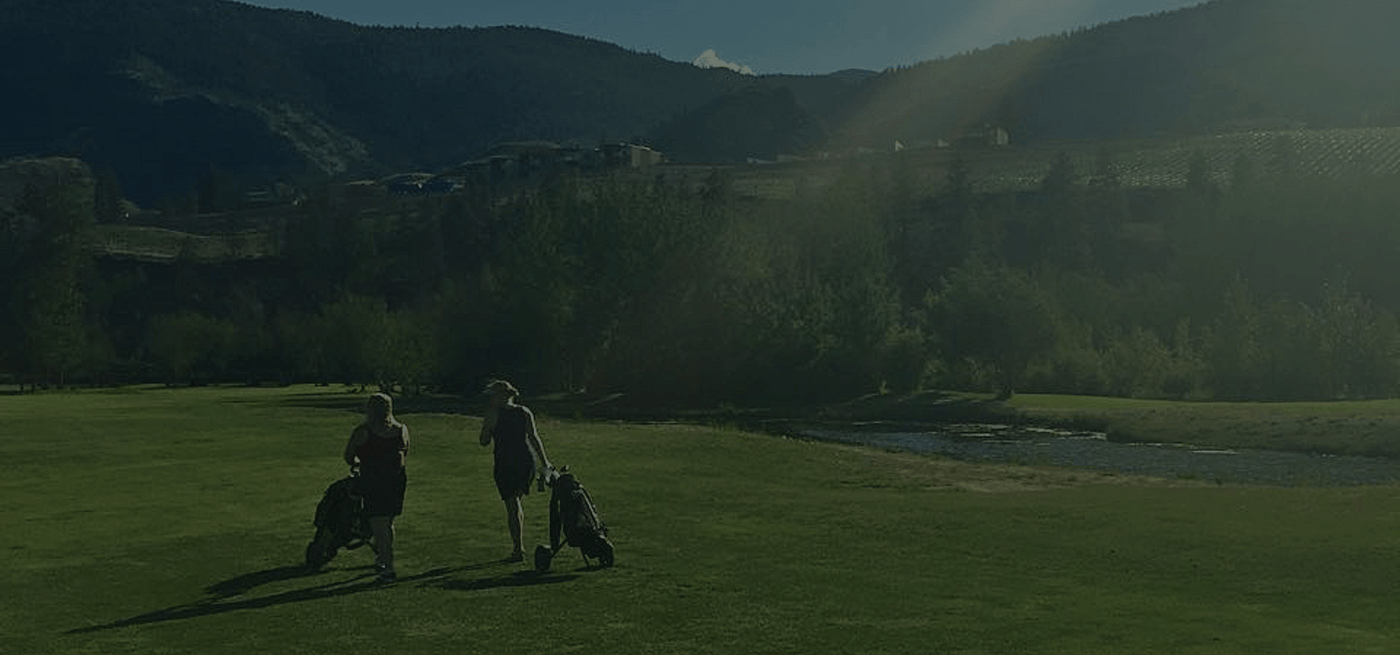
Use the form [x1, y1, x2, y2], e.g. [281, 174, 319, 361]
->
[475, 141, 603, 179]
[433, 141, 666, 190]
[955, 125, 1011, 149]
[898, 139, 948, 151]
[241, 182, 301, 207]
[381, 172, 436, 195]
[342, 180, 388, 200]
[600, 142, 663, 168]
[483, 141, 566, 170]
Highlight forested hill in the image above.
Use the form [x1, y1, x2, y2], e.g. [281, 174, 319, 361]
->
[837, 0, 1400, 147]
[7, 0, 1400, 204]
[0, 0, 792, 203]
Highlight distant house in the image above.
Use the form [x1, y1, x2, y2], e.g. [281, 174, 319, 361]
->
[955, 125, 1011, 149]
[477, 140, 609, 177]
[242, 189, 277, 206]
[240, 181, 300, 207]
[432, 141, 666, 189]
[600, 142, 663, 168]
[419, 177, 462, 194]
[381, 172, 436, 195]
[899, 138, 948, 151]
[483, 140, 564, 161]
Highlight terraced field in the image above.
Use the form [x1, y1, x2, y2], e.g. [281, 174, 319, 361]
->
[84, 126, 1400, 262]
[683, 125, 1400, 198]
[895, 125, 1400, 193]
[87, 224, 282, 263]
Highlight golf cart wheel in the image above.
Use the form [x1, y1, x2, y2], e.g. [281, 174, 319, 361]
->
[304, 541, 326, 570]
[533, 544, 555, 572]
[598, 538, 615, 568]
[304, 529, 338, 570]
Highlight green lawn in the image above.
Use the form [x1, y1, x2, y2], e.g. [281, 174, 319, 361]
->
[5, 386, 1400, 654]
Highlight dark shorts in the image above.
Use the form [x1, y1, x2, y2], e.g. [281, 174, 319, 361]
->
[361, 468, 407, 517]
[494, 457, 535, 501]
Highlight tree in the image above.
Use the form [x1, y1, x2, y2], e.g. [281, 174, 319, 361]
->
[317, 295, 394, 389]
[1091, 149, 1121, 187]
[1184, 149, 1215, 193]
[1312, 279, 1400, 398]
[1229, 154, 1257, 192]
[1267, 135, 1298, 180]
[1037, 151, 1091, 270]
[1203, 277, 1264, 399]
[927, 259, 1056, 399]
[7, 168, 97, 388]
[145, 311, 232, 385]
[879, 323, 931, 395]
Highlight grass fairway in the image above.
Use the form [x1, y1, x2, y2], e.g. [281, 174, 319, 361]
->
[6, 386, 1400, 654]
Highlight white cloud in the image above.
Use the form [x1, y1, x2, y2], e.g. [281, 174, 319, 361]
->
[692, 49, 756, 75]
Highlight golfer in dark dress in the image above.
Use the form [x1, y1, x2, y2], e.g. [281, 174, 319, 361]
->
[343, 392, 409, 583]
[479, 379, 552, 562]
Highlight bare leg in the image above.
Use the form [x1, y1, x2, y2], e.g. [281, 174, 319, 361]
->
[370, 516, 395, 574]
[504, 496, 524, 557]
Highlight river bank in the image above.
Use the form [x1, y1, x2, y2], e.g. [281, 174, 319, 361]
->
[787, 422, 1400, 486]
[529, 389, 1400, 460]
[274, 386, 1400, 479]
[523, 389, 1400, 484]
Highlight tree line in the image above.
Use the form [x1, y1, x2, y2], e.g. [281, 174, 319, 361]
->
[6, 151, 1400, 404]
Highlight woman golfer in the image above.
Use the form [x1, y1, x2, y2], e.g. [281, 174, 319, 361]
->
[343, 392, 409, 583]
[479, 379, 552, 562]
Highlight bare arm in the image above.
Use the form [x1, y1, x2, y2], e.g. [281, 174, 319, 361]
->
[343, 425, 367, 467]
[523, 408, 551, 469]
[479, 408, 498, 446]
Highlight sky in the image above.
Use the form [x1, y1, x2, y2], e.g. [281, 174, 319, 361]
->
[240, 0, 1206, 75]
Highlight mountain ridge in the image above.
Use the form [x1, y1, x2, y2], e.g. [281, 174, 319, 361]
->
[3, 0, 780, 202]
[5, 0, 1400, 203]
[831, 0, 1400, 147]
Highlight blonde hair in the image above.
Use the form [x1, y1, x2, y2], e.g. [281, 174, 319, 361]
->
[365, 392, 398, 429]
[483, 379, 520, 398]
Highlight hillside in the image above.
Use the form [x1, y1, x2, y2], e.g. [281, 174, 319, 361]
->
[835, 0, 1400, 147]
[6, 0, 1400, 204]
[649, 86, 829, 163]
[49, 124, 1400, 266]
[0, 0, 807, 204]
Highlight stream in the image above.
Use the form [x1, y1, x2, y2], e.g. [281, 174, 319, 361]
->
[792, 423, 1400, 486]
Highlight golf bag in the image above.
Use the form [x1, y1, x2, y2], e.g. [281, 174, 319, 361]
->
[535, 467, 615, 571]
[304, 471, 376, 570]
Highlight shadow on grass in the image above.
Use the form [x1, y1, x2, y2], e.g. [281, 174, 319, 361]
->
[233, 391, 479, 418]
[428, 569, 580, 592]
[204, 564, 315, 598]
[66, 560, 559, 634]
[232, 391, 366, 414]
